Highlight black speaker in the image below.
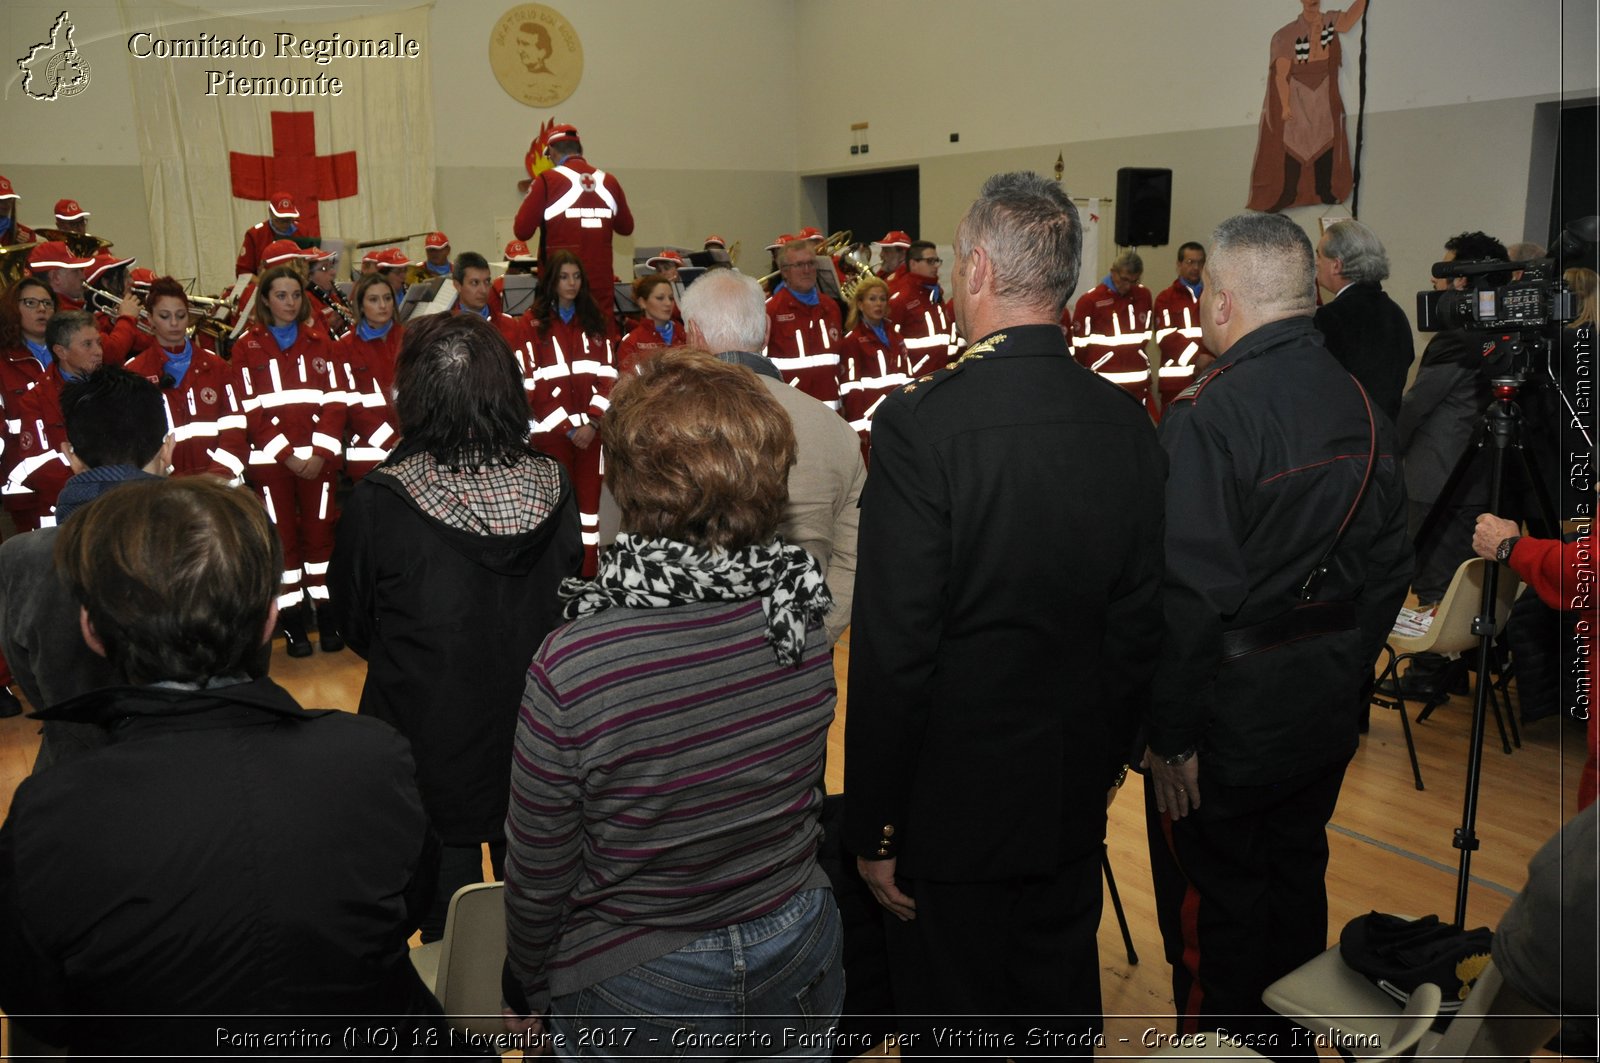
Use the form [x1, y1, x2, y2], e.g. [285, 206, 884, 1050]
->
[1115, 167, 1172, 247]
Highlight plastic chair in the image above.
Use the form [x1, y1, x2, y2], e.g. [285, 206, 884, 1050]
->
[408, 882, 507, 1039]
[1370, 558, 1517, 790]
[1141, 984, 1440, 1061]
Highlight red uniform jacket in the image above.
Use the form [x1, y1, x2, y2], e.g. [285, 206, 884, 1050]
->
[764, 286, 843, 409]
[1, 345, 52, 527]
[235, 221, 294, 277]
[3, 369, 73, 528]
[615, 319, 685, 376]
[528, 314, 616, 445]
[95, 311, 153, 365]
[888, 273, 955, 377]
[513, 156, 634, 321]
[1152, 278, 1211, 408]
[332, 324, 403, 481]
[230, 320, 344, 474]
[1071, 281, 1154, 402]
[125, 339, 248, 481]
[838, 321, 912, 464]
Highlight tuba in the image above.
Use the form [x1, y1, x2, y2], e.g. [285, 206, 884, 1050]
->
[837, 242, 879, 304]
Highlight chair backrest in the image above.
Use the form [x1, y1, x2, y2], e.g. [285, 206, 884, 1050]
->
[434, 881, 507, 1038]
[1425, 959, 1560, 1062]
[1362, 982, 1441, 1061]
[1414, 559, 1515, 657]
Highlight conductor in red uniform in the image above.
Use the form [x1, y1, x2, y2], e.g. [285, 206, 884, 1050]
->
[514, 124, 634, 325]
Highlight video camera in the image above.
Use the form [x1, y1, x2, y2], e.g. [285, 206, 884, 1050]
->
[1415, 257, 1575, 334]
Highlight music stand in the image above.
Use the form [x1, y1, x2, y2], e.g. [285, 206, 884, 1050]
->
[400, 276, 448, 322]
[502, 274, 538, 317]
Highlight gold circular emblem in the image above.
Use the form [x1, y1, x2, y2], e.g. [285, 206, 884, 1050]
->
[489, 5, 583, 108]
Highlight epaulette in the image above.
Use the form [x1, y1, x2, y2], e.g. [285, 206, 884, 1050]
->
[900, 331, 1004, 394]
[1168, 361, 1236, 406]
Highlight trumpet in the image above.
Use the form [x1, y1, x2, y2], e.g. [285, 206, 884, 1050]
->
[84, 280, 235, 342]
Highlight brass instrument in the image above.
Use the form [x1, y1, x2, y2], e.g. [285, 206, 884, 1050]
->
[306, 279, 356, 338]
[837, 242, 879, 304]
[84, 279, 234, 343]
[34, 228, 111, 257]
[1, 243, 36, 289]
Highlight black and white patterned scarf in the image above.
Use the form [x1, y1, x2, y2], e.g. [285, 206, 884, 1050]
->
[560, 533, 834, 667]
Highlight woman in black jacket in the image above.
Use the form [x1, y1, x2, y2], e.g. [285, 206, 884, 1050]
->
[330, 312, 581, 941]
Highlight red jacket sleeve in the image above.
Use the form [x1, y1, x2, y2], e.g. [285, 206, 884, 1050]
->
[514, 174, 552, 242]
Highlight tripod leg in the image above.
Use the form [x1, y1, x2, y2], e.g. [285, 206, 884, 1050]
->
[1102, 846, 1138, 965]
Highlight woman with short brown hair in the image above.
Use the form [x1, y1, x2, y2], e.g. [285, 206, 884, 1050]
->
[503, 349, 843, 1056]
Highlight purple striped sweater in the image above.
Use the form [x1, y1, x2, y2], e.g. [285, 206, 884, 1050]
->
[503, 598, 835, 1012]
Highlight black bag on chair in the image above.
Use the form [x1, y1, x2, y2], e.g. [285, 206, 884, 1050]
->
[1339, 912, 1494, 1024]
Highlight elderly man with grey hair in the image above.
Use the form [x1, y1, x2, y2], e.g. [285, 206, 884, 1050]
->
[1145, 211, 1412, 1048]
[676, 268, 863, 643]
[1313, 218, 1415, 421]
[1071, 245, 1156, 412]
[846, 171, 1165, 1055]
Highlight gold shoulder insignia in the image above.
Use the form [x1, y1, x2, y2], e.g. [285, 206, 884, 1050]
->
[902, 382, 917, 393]
[1455, 952, 1492, 1000]
[957, 331, 1006, 364]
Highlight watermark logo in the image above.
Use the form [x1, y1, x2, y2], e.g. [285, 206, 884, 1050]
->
[18, 11, 92, 101]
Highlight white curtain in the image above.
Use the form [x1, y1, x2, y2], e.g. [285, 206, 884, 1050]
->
[121, 1, 436, 293]
[1074, 196, 1101, 306]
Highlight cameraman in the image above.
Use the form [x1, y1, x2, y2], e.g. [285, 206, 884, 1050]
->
[1389, 232, 1510, 694]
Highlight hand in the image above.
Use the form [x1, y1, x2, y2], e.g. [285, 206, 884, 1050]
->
[1473, 514, 1521, 561]
[857, 855, 915, 921]
[502, 1010, 550, 1055]
[1143, 747, 1201, 821]
[118, 292, 141, 320]
[296, 454, 325, 480]
[1281, 103, 1294, 123]
[282, 455, 306, 477]
[571, 424, 597, 450]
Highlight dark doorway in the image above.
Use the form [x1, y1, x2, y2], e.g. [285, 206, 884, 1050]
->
[1550, 102, 1598, 264]
[826, 168, 920, 243]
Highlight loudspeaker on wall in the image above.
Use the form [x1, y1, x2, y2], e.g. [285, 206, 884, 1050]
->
[1115, 167, 1172, 247]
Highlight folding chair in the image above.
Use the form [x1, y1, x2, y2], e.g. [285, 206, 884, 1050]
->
[409, 882, 507, 1040]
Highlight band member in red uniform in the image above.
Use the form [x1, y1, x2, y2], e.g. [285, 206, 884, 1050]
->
[27, 241, 93, 314]
[0, 176, 36, 246]
[304, 249, 355, 341]
[124, 277, 247, 483]
[230, 264, 344, 657]
[84, 251, 149, 364]
[491, 238, 539, 318]
[514, 124, 633, 325]
[52, 199, 90, 235]
[876, 230, 912, 282]
[838, 275, 910, 467]
[235, 191, 301, 280]
[616, 273, 685, 375]
[527, 250, 615, 575]
[1071, 249, 1155, 413]
[765, 238, 843, 409]
[333, 273, 403, 482]
[1151, 242, 1212, 417]
[888, 240, 955, 377]
[453, 251, 535, 373]
[4, 311, 103, 530]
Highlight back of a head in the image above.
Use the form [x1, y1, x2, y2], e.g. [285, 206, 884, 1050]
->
[1566, 267, 1599, 327]
[678, 268, 768, 354]
[62, 366, 167, 469]
[1321, 219, 1390, 284]
[393, 312, 529, 468]
[1445, 230, 1512, 289]
[1209, 212, 1316, 319]
[604, 348, 794, 551]
[956, 171, 1081, 314]
[55, 478, 280, 685]
[1111, 249, 1144, 277]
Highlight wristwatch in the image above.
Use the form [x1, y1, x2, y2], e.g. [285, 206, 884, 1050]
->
[1494, 535, 1522, 563]
[1163, 748, 1197, 767]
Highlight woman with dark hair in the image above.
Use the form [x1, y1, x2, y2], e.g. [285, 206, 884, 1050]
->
[333, 272, 404, 482]
[329, 312, 580, 943]
[124, 276, 246, 481]
[230, 263, 344, 656]
[502, 349, 843, 1055]
[838, 274, 910, 467]
[528, 248, 616, 575]
[615, 272, 685, 376]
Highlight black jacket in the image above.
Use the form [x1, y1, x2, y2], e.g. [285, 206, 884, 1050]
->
[1150, 316, 1413, 785]
[844, 324, 1166, 880]
[0, 678, 446, 1056]
[1313, 281, 1415, 424]
[1395, 329, 1493, 506]
[328, 445, 581, 843]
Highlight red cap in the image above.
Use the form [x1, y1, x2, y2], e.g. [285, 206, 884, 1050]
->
[373, 248, 411, 268]
[799, 226, 824, 243]
[545, 123, 580, 147]
[128, 268, 157, 288]
[504, 239, 536, 263]
[27, 240, 95, 272]
[87, 250, 136, 283]
[703, 234, 726, 249]
[260, 239, 306, 268]
[267, 191, 300, 219]
[766, 233, 796, 252]
[0, 175, 18, 201]
[646, 250, 685, 269]
[54, 198, 89, 222]
[878, 230, 912, 248]
[424, 231, 450, 250]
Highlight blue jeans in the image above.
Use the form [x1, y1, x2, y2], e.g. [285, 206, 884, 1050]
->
[549, 887, 844, 1061]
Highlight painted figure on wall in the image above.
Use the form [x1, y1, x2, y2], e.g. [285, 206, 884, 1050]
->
[1247, 0, 1368, 212]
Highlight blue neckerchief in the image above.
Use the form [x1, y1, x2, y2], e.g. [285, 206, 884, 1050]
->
[456, 302, 490, 320]
[868, 322, 890, 347]
[357, 318, 394, 341]
[163, 338, 194, 389]
[268, 321, 299, 350]
[927, 283, 942, 304]
[25, 338, 52, 370]
[1102, 273, 1117, 292]
[271, 220, 297, 239]
[1181, 278, 1203, 300]
[57, 365, 85, 384]
[788, 283, 820, 307]
[557, 303, 576, 324]
[0, 217, 12, 241]
[654, 321, 675, 345]
[428, 261, 451, 277]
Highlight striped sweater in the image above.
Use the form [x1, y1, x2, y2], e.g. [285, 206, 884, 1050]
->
[504, 598, 836, 1012]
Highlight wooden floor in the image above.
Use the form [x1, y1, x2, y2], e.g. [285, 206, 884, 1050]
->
[0, 629, 1587, 1058]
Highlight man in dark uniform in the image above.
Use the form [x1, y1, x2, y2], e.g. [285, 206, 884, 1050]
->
[1313, 219, 1414, 423]
[1143, 212, 1412, 1053]
[845, 171, 1166, 1056]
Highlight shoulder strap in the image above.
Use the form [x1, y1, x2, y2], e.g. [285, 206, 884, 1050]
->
[1299, 374, 1379, 600]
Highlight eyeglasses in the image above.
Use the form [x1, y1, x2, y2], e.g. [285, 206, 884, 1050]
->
[781, 261, 817, 271]
[18, 297, 52, 310]
[915, 257, 942, 266]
